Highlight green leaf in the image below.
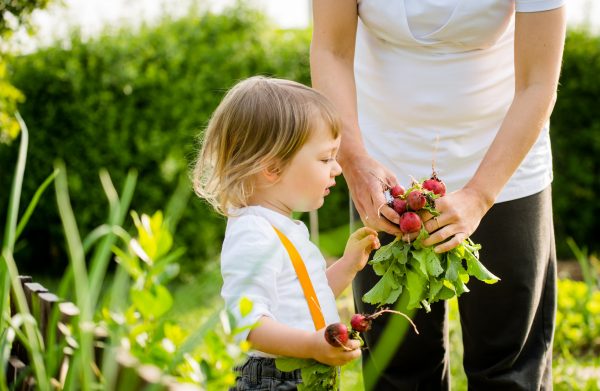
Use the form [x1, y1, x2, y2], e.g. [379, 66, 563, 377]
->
[445, 251, 463, 282]
[362, 264, 402, 305]
[391, 241, 410, 264]
[428, 278, 444, 301]
[276, 359, 339, 391]
[239, 296, 253, 318]
[464, 249, 500, 284]
[275, 357, 314, 371]
[14, 168, 59, 242]
[371, 238, 399, 265]
[454, 275, 470, 296]
[425, 248, 444, 277]
[406, 269, 426, 309]
[112, 245, 142, 278]
[410, 249, 428, 276]
[437, 285, 456, 300]
[131, 284, 173, 319]
[411, 228, 430, 250]
[372, 256, 392, 276]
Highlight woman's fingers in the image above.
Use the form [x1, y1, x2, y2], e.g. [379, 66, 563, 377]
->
[433, 231, 468, 253]
[359, 192, 403, 235]
[369, 212, 403, 235]
[423, 214, 443, 233]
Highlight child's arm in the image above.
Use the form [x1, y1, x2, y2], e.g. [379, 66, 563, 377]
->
[248, 316, 361, 366]
[326, 227, 380, 297]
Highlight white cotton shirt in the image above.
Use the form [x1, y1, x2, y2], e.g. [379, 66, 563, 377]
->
[355, 0, 565, 203]
[220, 205, 340, 357]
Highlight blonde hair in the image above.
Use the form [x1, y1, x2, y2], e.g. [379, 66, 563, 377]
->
[193, 76, 341, 215]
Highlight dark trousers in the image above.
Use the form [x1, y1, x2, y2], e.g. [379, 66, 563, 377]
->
[353, 187, 557, 390]
[230, 357, 302, 391]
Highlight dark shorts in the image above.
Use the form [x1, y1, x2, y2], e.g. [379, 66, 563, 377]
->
[230, 357, 303, 391]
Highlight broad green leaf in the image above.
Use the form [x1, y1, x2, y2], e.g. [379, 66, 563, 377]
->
[391, 242, 410, 264]
[385, 284, 403, 306]
[410, 249, 428, 276]
[464, 250, 500, 284]
[428, 278, 444, 301]
[131, 284, 173, 319]
[425, 249, 444, 277]
[371, 238, 398, 264]
[445, 252, 462, 282]
[406, 269, 426, 309]
[437, 286, 456, 300]
[454, 275, 470, 296]
[372, 257, 392, 276]
[412, 228, 430, 250]
[362, 266, 400, 305]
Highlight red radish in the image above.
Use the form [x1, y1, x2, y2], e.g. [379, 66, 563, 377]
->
[407, 191, 426, 211]
[422, 177, 446, 196]
[324, 322, 349, 347]
[350, 313, 372, 332]
[392, 199, 407, 215]
[400, 212, 421, 234]
[390, 185, 405, 198]
[350, 308, 419, 335]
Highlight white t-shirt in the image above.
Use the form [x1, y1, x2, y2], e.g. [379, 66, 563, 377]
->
[220, 205, 340, 357]
[355, 0, 565, 203]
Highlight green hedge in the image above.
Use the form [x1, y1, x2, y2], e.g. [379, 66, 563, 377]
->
[0, 6, 318, 275]
[551, 29, 600, 258]
[1, 8, 599, 274]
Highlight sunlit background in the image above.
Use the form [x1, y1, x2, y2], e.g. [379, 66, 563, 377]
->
[10, 0, 600, 53]
[1, 1, 599, 390]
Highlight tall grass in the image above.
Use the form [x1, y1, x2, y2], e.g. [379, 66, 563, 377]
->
[1, 113, 137, 390]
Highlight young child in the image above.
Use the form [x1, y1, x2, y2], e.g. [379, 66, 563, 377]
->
[193, 76, 379, 390]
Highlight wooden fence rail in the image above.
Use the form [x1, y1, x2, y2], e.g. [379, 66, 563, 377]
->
[7, 276, 200, 391]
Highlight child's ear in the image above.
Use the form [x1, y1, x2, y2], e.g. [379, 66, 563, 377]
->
[262, 164, 282, 182]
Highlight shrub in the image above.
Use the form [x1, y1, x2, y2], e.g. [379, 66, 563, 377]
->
[0, 5, 314, 274]
[551, 29, 600, 258]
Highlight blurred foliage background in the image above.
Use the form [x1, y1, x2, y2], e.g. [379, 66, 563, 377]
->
[0, 5, 318, 275]
[1, 3, 599, 275]
[1, 1, 599, 389]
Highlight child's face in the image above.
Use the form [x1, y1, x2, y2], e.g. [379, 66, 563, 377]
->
[272, 120, 342, 214]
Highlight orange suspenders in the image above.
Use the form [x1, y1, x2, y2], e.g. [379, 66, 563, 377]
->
[272, 226, 326, 331]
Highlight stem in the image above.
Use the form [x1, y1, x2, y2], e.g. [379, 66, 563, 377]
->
[369, 171, 390, 191]
[368, 308, 419, 335]
[431, 134, 440, 175]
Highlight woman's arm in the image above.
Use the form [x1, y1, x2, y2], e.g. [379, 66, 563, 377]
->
[423, 6, 567, 252]
[248, 316, 361, 366]
[311, 0, 403, 235]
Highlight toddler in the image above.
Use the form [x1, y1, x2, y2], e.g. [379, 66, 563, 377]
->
[193, 76, 379, 390]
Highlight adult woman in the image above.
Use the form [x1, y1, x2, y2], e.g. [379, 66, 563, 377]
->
[311, 0, 566, 389]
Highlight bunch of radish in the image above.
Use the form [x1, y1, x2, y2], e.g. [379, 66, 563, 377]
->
[386, 173, 446, 234]
[324, 309, 418, 349]
[363, 170, 499, 312]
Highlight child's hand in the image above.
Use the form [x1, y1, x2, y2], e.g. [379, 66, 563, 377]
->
[310, 328, 362, 366]
[343, 227, 380, 272]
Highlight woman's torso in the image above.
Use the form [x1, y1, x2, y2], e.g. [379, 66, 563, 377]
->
[355, 0, 554, 202]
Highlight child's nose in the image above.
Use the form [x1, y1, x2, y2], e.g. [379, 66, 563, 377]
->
[332, 160, 342, 176]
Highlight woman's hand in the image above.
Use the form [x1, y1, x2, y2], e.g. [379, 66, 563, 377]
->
[419, 187, 493, 253]
[344, 227, 380, 272]
[310, 328, 362, 367]
[342, 153, 403, 236]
